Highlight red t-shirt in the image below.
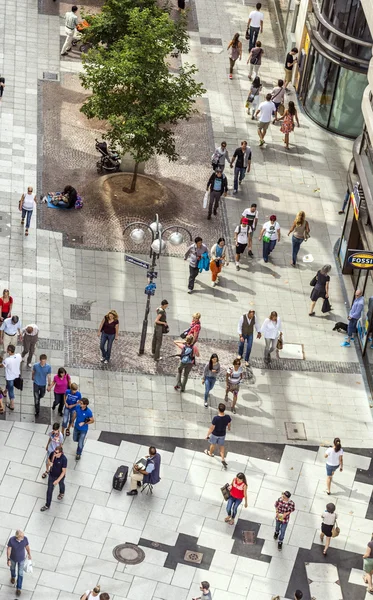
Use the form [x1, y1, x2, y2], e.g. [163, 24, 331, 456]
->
[230, 478, 245, 499]
[0, 296, 13, 314]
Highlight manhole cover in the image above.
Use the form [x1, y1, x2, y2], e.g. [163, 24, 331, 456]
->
[243, 530, 256, 544]
[285, 422, 307, 441]
[112, 543, 145, 564]
[184, 550, 203, 564]
[43, 71, 58, 80]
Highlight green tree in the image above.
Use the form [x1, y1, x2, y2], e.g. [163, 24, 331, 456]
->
[80, 8, 205, 192]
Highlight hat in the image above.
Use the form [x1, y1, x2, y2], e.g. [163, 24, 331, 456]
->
[270, 214, 277, 221]
[283, 490, 291, 498]
[242, 218, 249, 224]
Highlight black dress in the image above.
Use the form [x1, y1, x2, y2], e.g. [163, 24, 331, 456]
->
[310, 271, 330, 301]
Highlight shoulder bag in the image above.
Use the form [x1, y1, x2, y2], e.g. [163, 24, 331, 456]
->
[221, 483, 230, 501]
[310, 275, 317, 287]
[331, 520, 340, 538]
[276, 332, 283, 350]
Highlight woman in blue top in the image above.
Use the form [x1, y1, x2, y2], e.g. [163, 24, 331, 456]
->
[210, 238, 228, 287]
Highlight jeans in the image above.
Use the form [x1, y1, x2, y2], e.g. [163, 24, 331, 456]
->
[204, 376, 216, 402]
[33, 383, 46, 415]
[347, 317, 358, 338]
[46, 475, 65, 507]
[188, 265, 199, 291]
[341, 190, 349, 212]
[6, 379, 15, 400]
[227, 496, 242, 519]
[10, 559, 25, 590]
[264, 338, 276, 360]
[73, 427, 87, 455]
[249, 26, 260, 51]
[100, 332, 115, 360]
[238, 334, 254, 362]
[234, 167, 246, 191]
[21, 208, 33, 229]
[292, 235, 304, 265]
[175, 362, 193, 391]
[275, 519, 288, 542]
[263, 239, 277, 262]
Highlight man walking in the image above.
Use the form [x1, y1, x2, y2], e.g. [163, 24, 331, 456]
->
[284, 47, 298, 91]
[255, 93, 276, 146]
[126, 446, 161, 496]
[230, 141, 252, 194]
[7, 530, 32, 596]
[72, 398, 94, 460]
[21, 323, 39, 368]
[204, 403, 231, 468]
[152, 300, 169, 361]
[274, 491, 295, 550]
[341, 289, 364, 347]
[242, 203, 259, 257]
[184, 237, 209, 294]
[40, 445, 67, 511]
[247, 3, 264, 51]
[206, 168, 228, 220]
[32, 354, 51, 417]
[0, 316, 22, 353]
[1, 345, 22, 411]
[61, 5, 79, 56]
[237, 310, 261, 366]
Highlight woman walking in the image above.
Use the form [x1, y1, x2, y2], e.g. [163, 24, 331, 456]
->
[278, 101, 299, 149]
[246, 76, 262, 120]
[258, 214, 281, 263]
[320, 503, 337, 555]
[202, 353, 220, 408]
[174, 335, 198, 392]
[19, 187, 37, 236]
[363, 534, 373, 594]
[49, 367, 71, 416]
[261, 311, 282, 364]
[0, 289, 13, 321]
[287, 211, 310, 266]
[271, 79, 285, 123]
[98, 310, 119, 364]
[225, 473, 248, 525]
[227, 33, 242, 80]
[309, 265, 331, 316]
[225, 358, 243, 414]
[210, 238, 228, 287]
[247, 40, 263, 80]
[325, 437, 343, 495]
[181, 312, 201, 344]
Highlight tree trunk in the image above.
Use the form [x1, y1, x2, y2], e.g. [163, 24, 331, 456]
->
[130, 162, 139, 193]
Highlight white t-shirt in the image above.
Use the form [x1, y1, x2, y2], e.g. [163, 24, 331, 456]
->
[242, 208, 259, 228]
[3, 354, 22, 381]
[257, 101, 276, 123]
[325, 447, 343, 466]
[84, 592, 98, 600]
[22, 192, 35, 210]
[249, 10, 264, 28]
[235, 224, 250, 244]
[262, 221, 280, 241]
[228, 366, 243, 384]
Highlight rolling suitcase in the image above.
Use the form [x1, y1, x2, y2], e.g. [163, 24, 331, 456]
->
[112, 465, 128, 490]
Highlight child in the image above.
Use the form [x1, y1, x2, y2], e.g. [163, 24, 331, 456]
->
[62, 383, 82, 437]
[42, 422, 63, 479]
[246, 76, 262, 120]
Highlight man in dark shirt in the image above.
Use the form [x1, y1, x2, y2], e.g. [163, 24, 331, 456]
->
[7, 530, 32, 595]
[230, 141, 252, 194]
[284, 47, 298, 90]
[40, 445, 68, 511]
[206, 168, 228, 219]
[204, 403, 231, 467]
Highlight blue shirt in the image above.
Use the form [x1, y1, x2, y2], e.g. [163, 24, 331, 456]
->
[349, 296, 364, 320]
[213, 177, 223, 192]
[74, 404, 93, 431]
[65, 390, 82, 410]
[8, 536, 29, 563]
[1, 318, 22, 335]
[32, 362, 51, 386]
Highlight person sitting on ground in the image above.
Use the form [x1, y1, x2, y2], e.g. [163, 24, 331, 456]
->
[52, 185, 77, 208]
[126, 446, 161, 496]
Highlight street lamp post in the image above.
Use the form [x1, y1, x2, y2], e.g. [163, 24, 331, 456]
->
[123, 214, 192, 355]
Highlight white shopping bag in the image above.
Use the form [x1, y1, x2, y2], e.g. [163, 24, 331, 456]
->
[203, 191, 209, 209]
[24, 560, 33, 574]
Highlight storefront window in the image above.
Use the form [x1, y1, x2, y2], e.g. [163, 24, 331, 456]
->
[304, 51, 338, 128]
[362, 274, 373, 363]
[328, 68, 366, 136]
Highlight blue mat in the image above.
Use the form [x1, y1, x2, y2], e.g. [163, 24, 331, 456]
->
[47, 198, 70, 210]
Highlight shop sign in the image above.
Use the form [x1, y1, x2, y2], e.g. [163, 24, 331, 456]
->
[347, 250, 373, 269]
[350, 182, 361, 220]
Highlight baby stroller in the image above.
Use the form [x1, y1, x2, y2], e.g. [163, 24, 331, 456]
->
[95, 139, 121, 174]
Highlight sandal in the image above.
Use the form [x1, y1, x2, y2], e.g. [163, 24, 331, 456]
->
[6, 404, 14, 411]
[57, 493, 64, 500]
[65, 429, 70, 436]
[204, 449, 214, 457]
[224, 516, 231, 522]
[323, 549, 327, 555]
[41, 472, 48, 479]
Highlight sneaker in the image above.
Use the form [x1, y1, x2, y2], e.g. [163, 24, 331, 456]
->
[251, 114, 255, 120]
[207, 215, 211, 220]
[236, 264, 240, 271]
[232, 189, 237, 194]
[259, 139, 264, 146]
[174, 385, 181, 391]
[104, 359, 108, 364]
[273, 531, 279, 540]
[76, 454, 81, 461]
[100, 357, 105, 362]
[340, 341, 351, 347]
[222, 459, 228, 468]
[232, 407, 236, 414]
[213, 210, 217, 216]
[212, 281, 216, 287]
[27, 363, 32, 368]
[248, 250, 254, 257]
[229, 74, 233, 79]
[338, 210, 345, 215]
[245, 361, 250, 367]
[278, 542, 283, 550]
[204, 401, 208, 408]
[187, 289, 192, 294]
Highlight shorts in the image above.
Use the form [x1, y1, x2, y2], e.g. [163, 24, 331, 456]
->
[274, 102, 281, 110]
[364, 558, 373, 573]
[236, 243, 247, 254]
[285, 68, 292, 83]
[258, 121, 270, 131]
[62, 407, 74, 429]
[321, 523, 333, 538]
[326, 463, 339, 477]
[210, 434, 225, 446]
[227, 382, 240, 396]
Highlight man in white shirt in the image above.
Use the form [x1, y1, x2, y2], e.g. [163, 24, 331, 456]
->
[237, 310, 261, 366]
[0, 345, 22, 410]
[234, 218, 251, 270]
[255, 93, 276, 146]
[242, 203, 259, 257]
[61, 5, 79, 56]
[258, 215, 281, 263]
[21, 324, 39, 368]
[0, 316, 22, 354]
[247, 3, 264, 51]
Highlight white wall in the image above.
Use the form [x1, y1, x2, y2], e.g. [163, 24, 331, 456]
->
[295, 0, 310, 49]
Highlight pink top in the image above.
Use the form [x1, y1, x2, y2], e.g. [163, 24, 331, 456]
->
[54, 373, 70, 394]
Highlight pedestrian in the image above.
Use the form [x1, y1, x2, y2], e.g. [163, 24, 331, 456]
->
[192, 582, 211, 600]
[320, 503, 337, 555]
[258, 214, 281, 263]
[184, 237, 209, 294]
[188, 313, 202, 344]
[98, 310, 119, 364]
[341, 288, 364, 347]
[206, 168, 228, 220]
[174, 335, 197, 392]
[126, 445, 161, 496]
[284, 47, 298, 91]
[1, 345, 22, 411]
[80, 587, 101, 600]
[363, 534, 373, 595]
[234, 217, 250, 271]
[177, 0, 185, 12]
[261, 311, 282, 364]
[225, 358, 243, 414]
[271, 79, 286, 122]
[7, 530, 32, 597]
[0, 316, 22, 352]
[210, 238, 228, 287]
[40, 445, 67, 511]
[62, 383, 82, 437]
[49, 367, 71, 416]
[0, 74, 5, 99]
[0, 289, 13, 321]
[255, 93, 276, 146]
[227, 33, 242, 80]
[309, 264, 331, 316]
[202, 353, 220, 408]
[42, 423, 64, 479]
[72, 398, 94, 460]
[32, 354, 52, 418]
[19, 187, 37, 236]
[242, 203, 259, 256]
[20, 323, 39, 368]
[274, 491, 295, 550]
[152, 300, 169, 362]
[61, 5, 79, 56]
[294, 592, 303, 600]
[225, 472, 248, 525]
[247, 40, 263, 80]
[287, 210, 310, 266]
[0, 386, 6, 414]
[204, 402, 231, 467]
[325, 437, 343, 495]
[247, 2, 264, 51]
[237, 310, 261, 366]
[246, 76, 262, 120]
[338, 190, 350, 215]
[211, 142, 230, 172]
[278, 101, 300, 149]
[230, 141, 252, 194]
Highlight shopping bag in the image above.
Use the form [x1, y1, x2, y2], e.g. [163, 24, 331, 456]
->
[321, 298, 331, 313]
[24, 559, 33, 574]
[276, 333, 283, 350]
[203, 191, 209, 209]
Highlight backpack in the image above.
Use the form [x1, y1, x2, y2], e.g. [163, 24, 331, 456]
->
[180, 345, 195, 365]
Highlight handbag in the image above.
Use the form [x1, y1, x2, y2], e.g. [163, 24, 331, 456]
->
[245, 28, 250, 40]
[14, 377, 23, 391]
[163, 325, 169, 334]
[331, 521, 340, 538]
[278, 103, 285, 117]
[310, 275, 317, 287]
[221, 483, 230, 501]
[24, 559, 33, 574]
[321, 297, 331, 313]
[180, 327, 191, 339]
[276, 333, 283, 350]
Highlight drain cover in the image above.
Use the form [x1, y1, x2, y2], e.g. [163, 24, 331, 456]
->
[184, 550, 203, 564]
[243, 530, 256, 544]
[285, 422, 307, 441]
[112, 543, 145, 564]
